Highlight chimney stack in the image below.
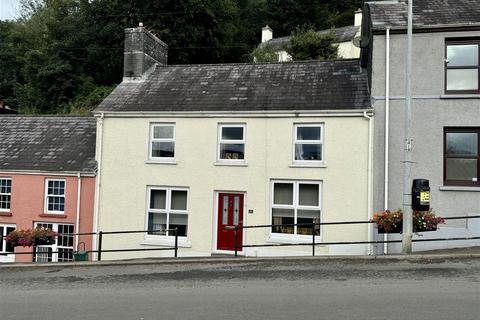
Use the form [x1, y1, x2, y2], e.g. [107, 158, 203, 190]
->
[261, 25, 273, 43]
[123, 24, 168, 78]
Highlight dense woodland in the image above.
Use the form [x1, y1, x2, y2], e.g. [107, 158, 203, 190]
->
[0, 0, 362, 114]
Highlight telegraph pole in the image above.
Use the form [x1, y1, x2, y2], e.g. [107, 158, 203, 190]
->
[402, 0, 414, 254]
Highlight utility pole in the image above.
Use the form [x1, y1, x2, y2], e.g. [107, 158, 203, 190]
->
[402, 0, 414, 254]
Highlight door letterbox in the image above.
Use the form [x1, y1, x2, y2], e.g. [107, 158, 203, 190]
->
[412, 179, 430, 211]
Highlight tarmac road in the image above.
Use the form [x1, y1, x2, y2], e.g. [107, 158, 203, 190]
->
[0, 257, 479, 320]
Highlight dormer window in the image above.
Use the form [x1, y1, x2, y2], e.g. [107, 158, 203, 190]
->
[445, 40, 480, 94]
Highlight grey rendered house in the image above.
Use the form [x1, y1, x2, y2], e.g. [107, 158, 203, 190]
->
[361, 0, 480, 252]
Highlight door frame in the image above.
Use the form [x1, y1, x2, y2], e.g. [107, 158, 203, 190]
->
[212, 190, 247, 255]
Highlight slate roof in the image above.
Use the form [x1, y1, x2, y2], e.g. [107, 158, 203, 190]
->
[96, 59, 370, 113]
[367, 0, 480, 31]
[263, 25, 360, 51]
[0, 116, 97, 173]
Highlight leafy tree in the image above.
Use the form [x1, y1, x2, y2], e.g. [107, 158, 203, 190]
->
[0, 0, 362, 114]
[285, 27, 338, 61]
[251, 45, 278, 63]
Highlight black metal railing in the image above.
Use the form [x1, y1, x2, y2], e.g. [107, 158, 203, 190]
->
[226, 215, 480, 257]
[1, 228, 179, 262]
[2, 215, 480, 262]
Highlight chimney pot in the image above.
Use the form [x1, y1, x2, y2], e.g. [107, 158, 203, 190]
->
[354, 9, 363, 27]
[261, 25, 273, 43]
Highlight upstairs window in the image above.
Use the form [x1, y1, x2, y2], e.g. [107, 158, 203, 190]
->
[45, 179, 66, 213]
[444, 128, 480, 187]
[294, 124, 323, 163]
[218, 124, 246, 162]
[150, 124, 175, 160]
[0, 178, 12, 211]
[445, 40, 480, 94]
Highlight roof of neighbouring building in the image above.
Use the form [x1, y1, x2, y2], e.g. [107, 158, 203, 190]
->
[263, 25, 360, 51]
[366, 0, 480, 31]
[96, 59, 370, 113]
[0, 116, 97, 173]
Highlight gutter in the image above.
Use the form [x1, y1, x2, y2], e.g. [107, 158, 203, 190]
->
[0, 170, 95, 177]
[372, 24, 480, 35]
[93, 109, 374, 119]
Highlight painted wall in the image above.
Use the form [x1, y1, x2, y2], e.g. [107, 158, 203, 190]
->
[0, 173, 95, 262]
[370, 30, 480, 253]
[96, 115, 371, 259]
[274, 41, 360, 62]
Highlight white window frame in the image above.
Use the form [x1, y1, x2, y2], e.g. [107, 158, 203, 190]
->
[270, 180, 322, 241]
[44, 179, 66, 214]
[293, 123, 324, 165]
[0, 177, 12, 212]
[0, 224, 16, 256]
[217, 123, 246, 163]
[34, 222, 74, 262]
[149, 123, 176, 162]
[145, 186, 189, 242]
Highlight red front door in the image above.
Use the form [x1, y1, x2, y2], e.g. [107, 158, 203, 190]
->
[217, 193, 244, 251]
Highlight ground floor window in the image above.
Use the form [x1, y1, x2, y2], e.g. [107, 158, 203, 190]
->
[271, 180, 321, 236]
[444, 128, 480, 186]
[0, 224, 15, 254]
[34, 223, 74, 262]
[147, 187, 188, 237]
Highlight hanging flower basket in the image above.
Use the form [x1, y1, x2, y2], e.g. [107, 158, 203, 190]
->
[377, 223, 402, 234]
[372, 209, 445, 234]
[5, 228, 57, 247]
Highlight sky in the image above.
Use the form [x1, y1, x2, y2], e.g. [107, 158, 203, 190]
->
[0, 0, 20, 21]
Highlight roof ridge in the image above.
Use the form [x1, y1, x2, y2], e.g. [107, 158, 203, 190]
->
[162, 58, 361, 68]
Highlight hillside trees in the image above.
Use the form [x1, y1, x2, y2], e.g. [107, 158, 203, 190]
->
[0, 0, 362, 114]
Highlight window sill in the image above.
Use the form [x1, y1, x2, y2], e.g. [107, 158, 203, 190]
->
[39, 213, 67, 218]
[267, 234, 322, 244]
[0, 212, 12, 217]
[214, 161, 248, 167]
[145, 159, 177, 165]
[290, 162, 326, 168]
[141, 237, 191, 248]
[439, 186, 480, 192]
[440, 94, 480, 99]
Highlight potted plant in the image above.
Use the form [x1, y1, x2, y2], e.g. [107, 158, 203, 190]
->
[5, 228, 57, 247]
[413, 210, 445, 232]
[372, 209, 445, 233]
[372, 210, 402, 233]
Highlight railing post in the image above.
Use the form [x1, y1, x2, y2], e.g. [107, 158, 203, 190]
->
[97, 231, 103, 261]
[32, 245, 36, 263]
[234, 226, 238, 257]
[174, 228, 178, 258]
[312, 223, 316, 257]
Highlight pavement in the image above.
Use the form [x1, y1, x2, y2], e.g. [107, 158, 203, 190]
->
[1, 246, 479, 270]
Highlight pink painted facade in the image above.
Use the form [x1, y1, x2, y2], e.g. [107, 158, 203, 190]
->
[0, 173, 95, 263]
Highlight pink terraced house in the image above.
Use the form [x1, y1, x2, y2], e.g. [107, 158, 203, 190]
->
[0, 116, 96, 263]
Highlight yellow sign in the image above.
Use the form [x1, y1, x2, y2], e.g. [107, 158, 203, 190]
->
[420, 191, 430, 205]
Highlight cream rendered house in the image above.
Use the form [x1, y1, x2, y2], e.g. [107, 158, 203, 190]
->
[260, 10, 363, 61]
[93, 26, 373, 259]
